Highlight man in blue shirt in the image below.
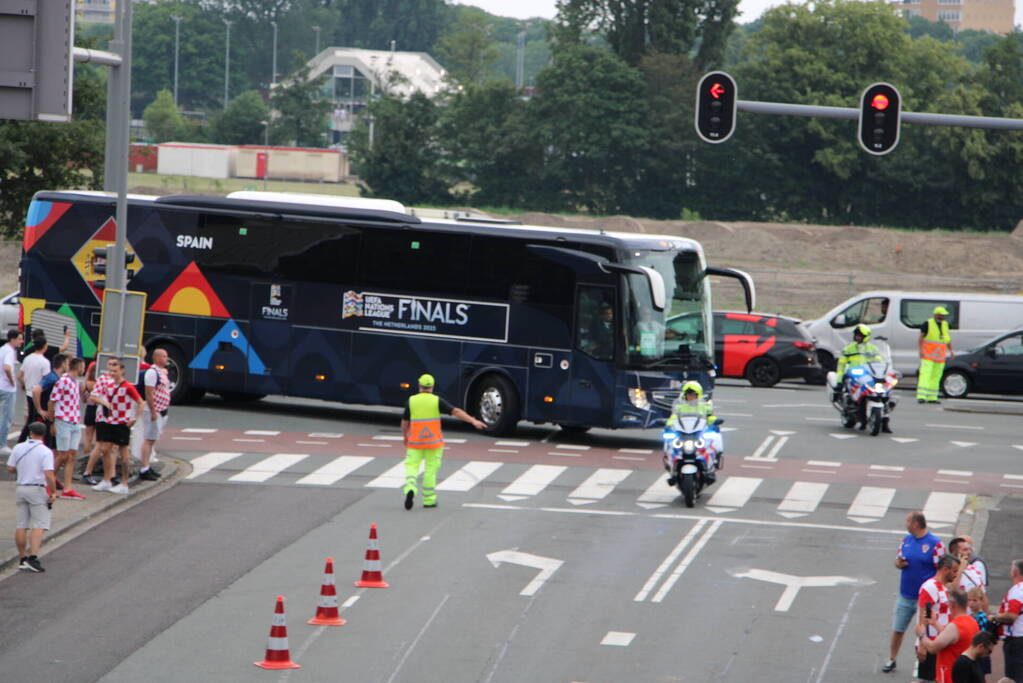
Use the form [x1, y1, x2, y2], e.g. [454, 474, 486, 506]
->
[883, 510, 946, 674]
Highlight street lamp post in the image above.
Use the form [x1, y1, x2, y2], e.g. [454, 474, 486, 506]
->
[223, 18, 233, 110]
[516, 29, 526, 90]
[270, 21, 278, 85]
[172, 15, 182, 106]
[262, 120, 270, 191]
[312, 25, 321, 56]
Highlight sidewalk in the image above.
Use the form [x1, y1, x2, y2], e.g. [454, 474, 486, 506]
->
[0, 456, 186, 571]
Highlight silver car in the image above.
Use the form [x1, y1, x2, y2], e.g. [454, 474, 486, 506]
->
[0, 292, 18, 333]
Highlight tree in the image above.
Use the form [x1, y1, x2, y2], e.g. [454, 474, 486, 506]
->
[348, 92, 452, 204]
[211, 90, 270, 145]
[0, 64, 105, 237]
[523, 44, 650, 213]
[270, 58, 332, 147]
[435, 10, 502, 86]
[143, 90, 188, 142]
[554, 0, 739, 69]
[330, 0, 451, 52]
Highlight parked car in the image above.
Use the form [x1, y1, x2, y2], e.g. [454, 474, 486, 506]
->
[941, 329, 1023, 398]
[667, 311, 821, 387]
[806, 290, 1023, 376]
[0, 291, 18, 333]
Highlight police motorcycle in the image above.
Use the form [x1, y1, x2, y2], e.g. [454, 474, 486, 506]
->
[662, 415, 722, 508]
[826, 338, 899, 436]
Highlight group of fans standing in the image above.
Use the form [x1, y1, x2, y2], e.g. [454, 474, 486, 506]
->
[3, 328, 172, 571]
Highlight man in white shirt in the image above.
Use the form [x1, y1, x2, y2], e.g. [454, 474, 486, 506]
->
[18, 332, 51, 440]
[0, 329, 23, 455]
[6, 422, 56, 573]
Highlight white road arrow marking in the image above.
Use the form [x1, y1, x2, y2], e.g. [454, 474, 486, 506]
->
[950, 441, 977, 448]
[890, 437, 918, 444]
[486, 550, 564, 597]
[770, 430, 797, 436]
[829, 433, 857, 440]
[731, 568, 874, 611]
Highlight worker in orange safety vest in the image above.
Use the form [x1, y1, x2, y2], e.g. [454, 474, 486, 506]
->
[401, 373, 486, 510]
[917, 306, 953, 403]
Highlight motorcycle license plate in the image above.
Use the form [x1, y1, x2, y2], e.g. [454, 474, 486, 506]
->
[681, 464, 698, 474]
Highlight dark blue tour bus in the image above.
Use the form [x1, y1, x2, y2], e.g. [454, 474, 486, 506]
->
[20, 190, 754, 435]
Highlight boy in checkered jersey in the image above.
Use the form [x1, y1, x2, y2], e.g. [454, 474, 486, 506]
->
[48, 357, 87, 500]
[88, 358, 143, 494]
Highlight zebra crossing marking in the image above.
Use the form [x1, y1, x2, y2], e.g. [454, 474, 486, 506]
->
[499, 465, 567, 501]
[437, 461, 503, 492]
[186, 452, 243, 479]
[705, 476, 762, 513]
[229, 453, 308, 483]
[846, 486, 896, 524]
[567, 469, 631, 506]
[776, 482, 829, 519]
[296, 455, 373, 486]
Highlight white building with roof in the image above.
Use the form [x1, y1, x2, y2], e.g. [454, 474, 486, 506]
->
[302, 47, 448, 144]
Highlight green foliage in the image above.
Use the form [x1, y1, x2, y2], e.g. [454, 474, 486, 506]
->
[0, 65, 105, 238]
[435, 10, 502, 86]
[143, 90, 188, 143]
[554, 0, 740, 69]
[348, 92, 452, 205]
[211, 91, 270, 145]
[270, 57, 332, 148]
[330, 0, 451, 53]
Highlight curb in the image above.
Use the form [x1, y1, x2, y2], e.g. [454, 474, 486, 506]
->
[943, 400, 1023, 416]
[0, 457, 192, 573]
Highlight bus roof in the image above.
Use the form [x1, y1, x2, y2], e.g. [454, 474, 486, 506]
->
[33, 190, 701, 253]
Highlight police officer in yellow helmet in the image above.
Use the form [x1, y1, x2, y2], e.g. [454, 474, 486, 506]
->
[401, 373, 486, 510]
[917, 306, 953, 404]
[834, 324, 889, 432]
[665, 381, 724, 483]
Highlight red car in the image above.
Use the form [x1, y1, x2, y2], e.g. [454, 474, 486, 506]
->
[668, 311, 821, 387]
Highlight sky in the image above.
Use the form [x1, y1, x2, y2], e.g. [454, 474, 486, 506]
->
[459, 0, 1022, 30]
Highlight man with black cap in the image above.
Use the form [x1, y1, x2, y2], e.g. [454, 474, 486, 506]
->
[401, 373, 485, 510]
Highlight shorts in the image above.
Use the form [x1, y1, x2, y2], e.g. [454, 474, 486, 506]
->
[84, 403, 97, 427]
[142, 407, 166, 441]
[15, 485, 50, 530]
[917, 651, 936, 681]
[1006, 637, 1023, 681]
[891, 594, 917, 633]
[55, 419, 82, 452]
[97, 422, 131, 447]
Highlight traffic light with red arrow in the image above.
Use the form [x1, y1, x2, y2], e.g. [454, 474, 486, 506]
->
[695, 71, 737, 144]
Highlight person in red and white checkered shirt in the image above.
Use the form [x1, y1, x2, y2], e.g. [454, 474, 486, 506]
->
[916, 554, 962, 681]
[993, 559, 1023, 681]
[88, 358, 142, 495]
[139, 348, 172, 481]
[47, 358, 86, 500]
[80, 357, 119, 487]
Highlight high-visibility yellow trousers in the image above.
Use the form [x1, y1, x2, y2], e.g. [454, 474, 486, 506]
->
[917, 358, 944, 402]
[403, 447, 443, 505]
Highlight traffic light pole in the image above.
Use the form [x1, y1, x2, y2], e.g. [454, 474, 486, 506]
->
[737, 100, 1023, 131]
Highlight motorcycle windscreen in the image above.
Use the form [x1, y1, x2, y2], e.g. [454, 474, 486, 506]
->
[676, 414, 706, 433]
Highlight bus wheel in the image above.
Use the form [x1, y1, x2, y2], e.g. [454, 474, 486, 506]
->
[472, 374, 520, 436]
[153, 342, 205, 405]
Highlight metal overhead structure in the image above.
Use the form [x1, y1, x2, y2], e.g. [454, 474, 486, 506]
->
[0, 0, 75, 122]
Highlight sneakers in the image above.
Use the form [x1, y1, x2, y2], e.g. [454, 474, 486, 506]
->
[917, 398, 926, 404]
[666, 476, 677, 486]
[139, 469, 160, 481]
[881, 421, 893, 434]
[0, 445, 11, 456]
[22, 555, 44, 573]
[423, 502, 437, 509]
[91, 480, 112, 492]
[881, 659, 896, 673]
[82, 473, 99, 486]
[60, 489, 87, 500]
[109, 483, 129, 494]
[404, 490, 414, 511]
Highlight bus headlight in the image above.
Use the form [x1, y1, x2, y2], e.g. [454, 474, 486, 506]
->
[629, 387, 649, 409]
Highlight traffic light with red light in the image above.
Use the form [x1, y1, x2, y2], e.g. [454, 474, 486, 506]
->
[695, 71, 737, 144]
[858, 82, 901, 155]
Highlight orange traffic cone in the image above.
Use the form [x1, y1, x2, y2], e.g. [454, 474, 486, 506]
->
[308, 557, 346, 626]
[354, 523, 389, 588]
[254, 596, 301, 670]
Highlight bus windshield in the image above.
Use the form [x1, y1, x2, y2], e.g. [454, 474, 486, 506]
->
[621, 249, 713, 369]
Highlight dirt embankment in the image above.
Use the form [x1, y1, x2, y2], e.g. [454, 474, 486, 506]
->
[507, 213, 1023, 320]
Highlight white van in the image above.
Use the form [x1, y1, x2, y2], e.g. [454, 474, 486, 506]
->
[806, 291, 1023, 376]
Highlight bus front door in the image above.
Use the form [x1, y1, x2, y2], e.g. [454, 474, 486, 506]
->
[570, 285, 617, 427]
[247, 282, 292, 395]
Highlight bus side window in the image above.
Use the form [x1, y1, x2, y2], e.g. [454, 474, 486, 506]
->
[360, 230, 470, 295]
[576, 286, 615, 361]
